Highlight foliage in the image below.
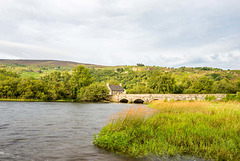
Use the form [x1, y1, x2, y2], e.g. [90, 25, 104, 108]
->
[137, 63, 145, 66]
[0, 69, 19, 79]
[204, 95, 216, 101]
[127, 83, 153, 94]
[116, 68, 124, 72]
[148, 71, 176, 94]
[185, 76, 213, 94]
[0, 77, 20, 98]
[41, 71, 72, 100]
[212, 79, 238, 94]
[1, 63, 240, 101]
[0, 65, 98, 101]
[70, 65, 94, 99]
[94, 101, 240, 160]
[222, 93, 240, 101]
[77, 82, 109, 101]
[107, 79, 119, 85]
[17, 78, 48, 100]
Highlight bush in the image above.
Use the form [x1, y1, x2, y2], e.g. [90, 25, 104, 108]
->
[236, 92, 240, 101]
[223, 94, 238, 101]
[204, 95, 216, 101]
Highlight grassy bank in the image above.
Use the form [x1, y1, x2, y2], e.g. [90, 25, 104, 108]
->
[93, 101, 240, 160]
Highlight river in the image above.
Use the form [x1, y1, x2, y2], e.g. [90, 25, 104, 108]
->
[0, 102, 145, 161]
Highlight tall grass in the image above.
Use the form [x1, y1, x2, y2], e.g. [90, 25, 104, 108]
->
[93, 101, 240, 160]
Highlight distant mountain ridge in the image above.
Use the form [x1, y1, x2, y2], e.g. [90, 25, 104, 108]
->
[0, 59, 106, 68]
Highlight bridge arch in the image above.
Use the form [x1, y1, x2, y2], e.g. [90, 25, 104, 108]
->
[133, 99, 144, 104]
[120, 98, 128, 103]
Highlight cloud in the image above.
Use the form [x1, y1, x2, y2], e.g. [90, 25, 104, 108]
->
[0, 40, 75, 61]
[0, 0, 240, 69]
[207, 50, 240, 69]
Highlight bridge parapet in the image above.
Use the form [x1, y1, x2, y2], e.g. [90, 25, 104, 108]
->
[110, 94, 226, 103]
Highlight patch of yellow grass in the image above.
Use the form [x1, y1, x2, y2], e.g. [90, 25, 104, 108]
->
[149, 100, 240, 115]
[110, 106, 156, 124]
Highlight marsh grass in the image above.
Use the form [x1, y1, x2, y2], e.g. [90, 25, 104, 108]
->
[93, 101, 240, 160]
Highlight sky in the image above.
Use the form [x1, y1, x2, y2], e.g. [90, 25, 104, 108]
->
[0, 0, 240, 69]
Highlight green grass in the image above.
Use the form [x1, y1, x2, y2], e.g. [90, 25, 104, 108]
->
[93, 101, 240, 160]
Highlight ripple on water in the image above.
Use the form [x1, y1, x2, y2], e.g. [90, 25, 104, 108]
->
[0, 124, 9, 130]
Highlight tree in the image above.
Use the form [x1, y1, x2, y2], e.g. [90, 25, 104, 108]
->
[0, 77, 20, 98]
[107, 79, 119, 85]
[41, 71, 68, 100]
[137, 63, 145, 66]
[128, 83, 153, 94]
[189, 76, 214, 94]
[236, 80, 240, 92]
[70, 65, 94, 99]
[212, 78, 237, 94]
[17, 78, 48, 100]
[148, 71, 176, 94]
[77, 82, 109, 101]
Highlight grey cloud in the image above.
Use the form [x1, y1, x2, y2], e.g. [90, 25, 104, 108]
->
[0, 0, 240, 69]
[0, 40, 76, 61]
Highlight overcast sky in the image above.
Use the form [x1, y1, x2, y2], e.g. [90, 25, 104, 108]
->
[0, 0, 240, 69]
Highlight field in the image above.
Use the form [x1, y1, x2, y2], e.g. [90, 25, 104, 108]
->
[93, 100, 240, 160]
[0, 59, 107, 78]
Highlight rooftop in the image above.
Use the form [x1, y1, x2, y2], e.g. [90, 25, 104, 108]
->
[108, 85, 124, 91]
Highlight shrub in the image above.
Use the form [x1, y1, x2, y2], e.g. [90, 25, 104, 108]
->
[204, 95, 216, 101]
[236, 92, 240, 101]
[223, 94, 237, 101]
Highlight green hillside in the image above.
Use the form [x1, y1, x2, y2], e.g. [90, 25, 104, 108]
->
[0, 60, 240, 101]
[0, 59, 107, 78]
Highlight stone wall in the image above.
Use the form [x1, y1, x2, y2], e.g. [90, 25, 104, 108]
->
[110, 94, 226, 103]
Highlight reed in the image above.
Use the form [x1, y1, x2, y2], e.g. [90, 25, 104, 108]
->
[93, 101, 240, 160]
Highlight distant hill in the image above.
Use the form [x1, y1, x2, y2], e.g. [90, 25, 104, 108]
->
[0, 59, 107, 68]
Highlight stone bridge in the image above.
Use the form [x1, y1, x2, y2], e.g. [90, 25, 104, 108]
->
[110, 94, 226, 103]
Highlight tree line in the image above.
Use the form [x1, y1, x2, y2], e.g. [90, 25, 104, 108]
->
[0, 66, 109, 101]
[0, 65, 240, 101]
[90, 68, 240, 94]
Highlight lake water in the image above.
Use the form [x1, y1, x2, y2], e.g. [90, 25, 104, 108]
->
[0, 102, 143, 161]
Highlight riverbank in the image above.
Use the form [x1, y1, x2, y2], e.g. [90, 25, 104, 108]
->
[93, 100, 240, 160]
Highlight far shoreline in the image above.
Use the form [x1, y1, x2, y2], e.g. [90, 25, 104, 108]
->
[0, 98, 111, 103]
